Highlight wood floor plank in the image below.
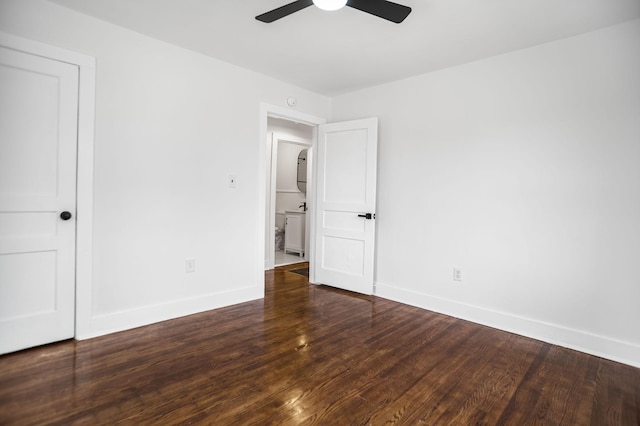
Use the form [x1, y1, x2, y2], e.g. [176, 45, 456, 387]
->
[403, 331, 542, 425]
[589, 357, 640, 426]
[1, 264, 639, 425]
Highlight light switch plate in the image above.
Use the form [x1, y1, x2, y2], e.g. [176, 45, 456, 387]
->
[453, 267, 462, 282]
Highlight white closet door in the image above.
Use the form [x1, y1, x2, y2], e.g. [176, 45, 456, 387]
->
[0, 45, 79, 354]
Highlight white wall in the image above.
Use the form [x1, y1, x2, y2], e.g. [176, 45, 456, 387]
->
[268, 117, 314, 140]
[276, 142, 304, 193]
[275, 141, 307, 212]
[0, 0, 330, 338]
[332, 20, 640, 367]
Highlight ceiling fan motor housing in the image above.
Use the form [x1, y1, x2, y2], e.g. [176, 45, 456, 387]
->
[313, 0, 348, 11]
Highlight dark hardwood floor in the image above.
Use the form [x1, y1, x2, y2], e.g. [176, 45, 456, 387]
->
[1, 263, 639, 425]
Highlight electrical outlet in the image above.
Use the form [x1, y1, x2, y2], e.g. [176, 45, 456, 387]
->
[453, 267, 462, 282]
[185, 258, 195, 273]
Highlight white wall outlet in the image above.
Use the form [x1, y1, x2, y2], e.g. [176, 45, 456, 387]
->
[453, 267, 462, 282]
[228, 174, 237, 189]
[185, 258, 195, 273]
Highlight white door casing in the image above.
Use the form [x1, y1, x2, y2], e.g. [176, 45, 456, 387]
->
[261, 104, 326, 283]
[0, 45, 79, 354]
[313, 118, 378, 295]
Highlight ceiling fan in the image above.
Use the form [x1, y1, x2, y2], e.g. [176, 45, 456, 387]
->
[256, 0, 412, 24]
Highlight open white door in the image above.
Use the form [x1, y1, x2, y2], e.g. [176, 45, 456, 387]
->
[0, 45, 79, 354]
[313, 118, 377, 295]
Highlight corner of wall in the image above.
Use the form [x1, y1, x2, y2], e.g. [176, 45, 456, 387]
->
[375, 281, 640, 368]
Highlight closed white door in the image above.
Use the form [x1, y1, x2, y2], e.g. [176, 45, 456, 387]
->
[313, 118, 377, 295]
[0, 45, 79, 354]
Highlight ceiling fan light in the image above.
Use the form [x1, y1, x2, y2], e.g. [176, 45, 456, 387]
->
[313, 0, 347, 11]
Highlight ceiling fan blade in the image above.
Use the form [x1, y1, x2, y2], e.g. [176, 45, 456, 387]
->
[256, 0, 314, 23]
[347, 0, 411, 23]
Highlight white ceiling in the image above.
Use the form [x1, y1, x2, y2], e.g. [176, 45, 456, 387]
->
[49, 0, 640, 96]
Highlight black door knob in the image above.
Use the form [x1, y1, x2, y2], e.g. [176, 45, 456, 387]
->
[60, 211, 72, 221]
[357, 213, 375, 220]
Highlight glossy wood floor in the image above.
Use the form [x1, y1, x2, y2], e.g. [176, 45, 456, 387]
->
[1, 264, 639, 425]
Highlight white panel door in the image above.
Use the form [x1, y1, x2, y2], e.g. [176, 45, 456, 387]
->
[314, 118, 377, 295]
[0, 46, 79, 354]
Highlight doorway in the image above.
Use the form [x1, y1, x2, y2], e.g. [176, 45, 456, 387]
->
[267, 118, 313, 267]
[260, 104, 326, 275]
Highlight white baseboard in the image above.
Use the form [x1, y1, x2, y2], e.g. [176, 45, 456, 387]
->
[376, 281, 640, 368]
[77, 285, 263, 340]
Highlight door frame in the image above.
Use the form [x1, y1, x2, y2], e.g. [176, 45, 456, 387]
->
[259, 103, 326, 283]
[0, 32, 96, 340]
